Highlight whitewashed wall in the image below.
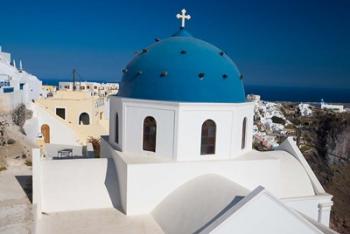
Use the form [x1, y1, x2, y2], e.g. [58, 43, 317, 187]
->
[108, 97, 254, 161]
[125, 159, 279, 215]
[0, 90, 24, 111]
[40, 158, 117, 212]
[109, 97, 123, 150]
[28, 103, 81, 145]
[101, 137, 331, 227]
[176, 102, 254, 160]
[277, 137, 333, 226]
[19, 73, 42, 102]
[101, 137, 127, 212]
[208, 188, 324, 234]
[101, 138, 282, 215]
[124, 105, 176, 158]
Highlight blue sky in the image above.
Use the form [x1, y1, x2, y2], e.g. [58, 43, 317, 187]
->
[1, 0, 349, 88]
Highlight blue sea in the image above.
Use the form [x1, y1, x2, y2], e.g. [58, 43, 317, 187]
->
[42, 79, 350, 104]
[245, 85, 350, 103]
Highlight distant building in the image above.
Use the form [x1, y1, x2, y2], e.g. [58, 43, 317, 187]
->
[41, 85, 56, 98]
[0, 46, 42, 111]
[299, 103, 313, 116]
[25, 90, 110, 147]
[246, 94, 261, 102]
[320, 99, 344, 112]
[58, 81, 118, 97]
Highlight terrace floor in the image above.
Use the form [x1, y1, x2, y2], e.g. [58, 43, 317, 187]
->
[35, 208, 164, 234]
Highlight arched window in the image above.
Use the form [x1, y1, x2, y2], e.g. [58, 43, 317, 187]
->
[143, 116, 156, 152]
[115, 113, 119, 144]
[241, 117, 247, 149]
[79, 112, 90, 125]
[201, 120, 216, 155]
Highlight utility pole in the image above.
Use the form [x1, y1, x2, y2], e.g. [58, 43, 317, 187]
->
[72, 68, 76, 91]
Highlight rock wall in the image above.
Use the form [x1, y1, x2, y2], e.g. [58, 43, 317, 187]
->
[252, 99, 350, 233]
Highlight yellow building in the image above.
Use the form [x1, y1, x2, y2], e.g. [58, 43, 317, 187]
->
[36, 90, 109, 145]
[42, 85, 56, 92]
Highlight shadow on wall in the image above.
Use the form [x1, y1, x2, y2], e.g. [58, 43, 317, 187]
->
[15, 175, 32, 203]
[104, 158, 122, 211]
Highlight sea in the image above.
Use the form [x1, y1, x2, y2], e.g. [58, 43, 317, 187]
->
[42, 79, 350, 104]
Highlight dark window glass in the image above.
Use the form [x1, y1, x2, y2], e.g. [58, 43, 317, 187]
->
[241, 117, 247, 149]
[115, 113, 119, 143]
[143, 116, 156, 152]
[79, 112, 90, 125]
[201, 120, 216, 155]
[56, 108, 66, 120]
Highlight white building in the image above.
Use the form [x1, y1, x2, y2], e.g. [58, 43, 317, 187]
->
[58, 81, 118, 97]
[320, 99, 344, 112]
[0, 46, 42, 111]
[32, 10, 336, 234]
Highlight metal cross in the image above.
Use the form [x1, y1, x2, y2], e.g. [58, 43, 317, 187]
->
[176, 9, 191, 28]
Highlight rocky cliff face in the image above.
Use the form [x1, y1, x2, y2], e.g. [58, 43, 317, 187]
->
[309, 110, 350, 233]
[252, 99, 350, 233]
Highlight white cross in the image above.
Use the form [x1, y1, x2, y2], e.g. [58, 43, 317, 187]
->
[176, 9, 191, 28]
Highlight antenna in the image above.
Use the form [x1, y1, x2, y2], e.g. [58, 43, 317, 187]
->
[72, 68, 77, 91]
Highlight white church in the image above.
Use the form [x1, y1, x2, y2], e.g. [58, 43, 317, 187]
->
[33, 10, 336, 234]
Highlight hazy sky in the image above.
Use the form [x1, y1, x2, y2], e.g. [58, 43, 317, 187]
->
[1, 0, 349, 88]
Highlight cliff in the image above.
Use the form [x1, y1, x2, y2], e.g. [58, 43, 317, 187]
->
[252, 98, 350, 233]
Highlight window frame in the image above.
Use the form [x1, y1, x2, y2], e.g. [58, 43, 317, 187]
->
[79, 112, 90, 125]
[56, 108, 66, 120]
[200, 119, 216, 155]
[143, 116, 157, 152]
[241, 117, 247, 149]
[115, 113, 119, 144]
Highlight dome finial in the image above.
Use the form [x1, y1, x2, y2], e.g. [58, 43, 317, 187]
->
[176, 9, 191, 28]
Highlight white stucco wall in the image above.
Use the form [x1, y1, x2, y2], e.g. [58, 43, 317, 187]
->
[100, 137, 330, 227]
[100, 137, 128, 212]
[124, 160, 276, 215]
[0, 90, 24, 111]
[108, 97, 254, 161]
[124, 105, 176, 158]
[20, 73, 42, 102]
[32, 148, 42, 219]
[100, 142, 281, 215]
[176, 103, 254, 160]
[27, 103, 81, 145]
[277, 137, 333, 226]
[282, 196, 332, 228]
[109, 97, 122, 149]
[40, 158, 117, 213]
[208, 188, 324, 234]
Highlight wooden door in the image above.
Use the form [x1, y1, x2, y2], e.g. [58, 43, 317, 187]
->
[41, 124, 50, 143]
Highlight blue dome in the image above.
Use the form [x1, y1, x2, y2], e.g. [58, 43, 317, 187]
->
[118, 28, 245, 103]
